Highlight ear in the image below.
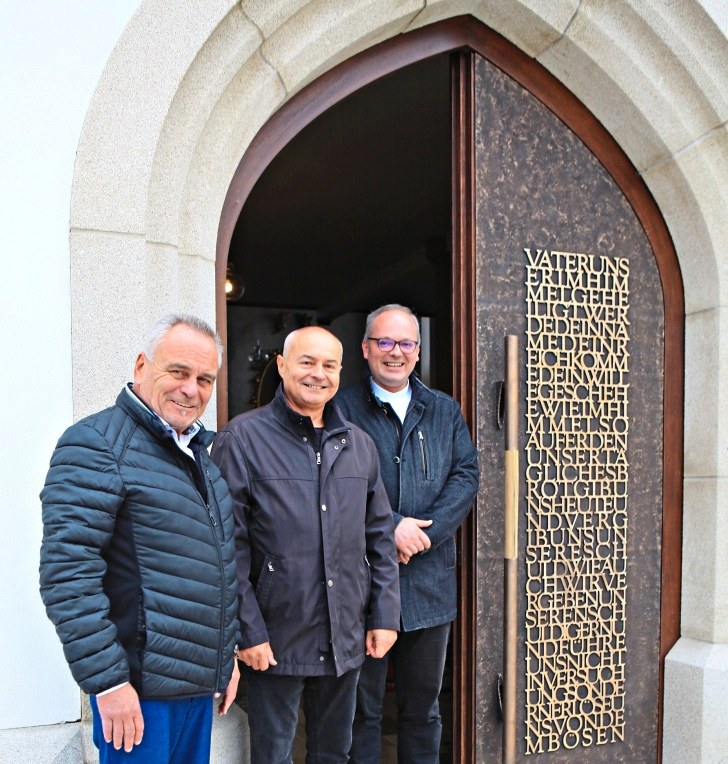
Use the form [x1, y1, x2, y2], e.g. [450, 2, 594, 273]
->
[133, 353, 146, 385]
[276, 353, 286, 377]
[361, 340, 369, 360]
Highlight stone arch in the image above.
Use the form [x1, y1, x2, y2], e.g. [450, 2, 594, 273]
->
[69, 2, 728, 759]
[69, 2, 728, 396]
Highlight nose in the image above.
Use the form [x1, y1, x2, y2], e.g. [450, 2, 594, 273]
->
[179, 378, 199, 398]
[309, 363, 326, 378]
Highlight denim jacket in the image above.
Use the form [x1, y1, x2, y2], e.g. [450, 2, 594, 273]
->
[335, 376, 479, 631]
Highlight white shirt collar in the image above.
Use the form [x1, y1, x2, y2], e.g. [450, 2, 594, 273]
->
[370, 378, 412, 423]
[125, 385, 200, 456]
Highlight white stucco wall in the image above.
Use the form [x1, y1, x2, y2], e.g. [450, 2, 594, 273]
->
[0, 1, 140, 730]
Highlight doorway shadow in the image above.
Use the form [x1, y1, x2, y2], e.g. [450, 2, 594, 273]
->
[226, 53, 455, 761]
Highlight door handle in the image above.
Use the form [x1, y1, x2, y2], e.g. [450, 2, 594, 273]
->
[502, 335, 519, 764]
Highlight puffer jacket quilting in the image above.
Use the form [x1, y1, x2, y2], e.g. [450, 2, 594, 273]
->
[39, 386, 239, 698]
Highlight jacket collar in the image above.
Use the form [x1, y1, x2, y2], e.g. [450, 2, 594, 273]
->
[362, 373, 432, 408]
[272, 383, 348, 436]
[116, 384, 214, 448]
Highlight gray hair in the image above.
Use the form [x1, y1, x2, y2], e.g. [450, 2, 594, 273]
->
[142, 313, 223, 368]
[363, 304, 420, 343]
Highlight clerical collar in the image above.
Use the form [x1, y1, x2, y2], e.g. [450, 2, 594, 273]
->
[370, 379, 411, 423]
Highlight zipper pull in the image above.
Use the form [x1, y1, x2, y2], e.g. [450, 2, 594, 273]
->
[204, 471, 216, 521]
[418, 431, 427, 477]
[317, 451, 321, 465]
[268, 561, 275, 572]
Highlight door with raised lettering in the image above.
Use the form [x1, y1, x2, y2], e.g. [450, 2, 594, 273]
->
[217, 19, 683, 762]
[462, 51, 672, 762]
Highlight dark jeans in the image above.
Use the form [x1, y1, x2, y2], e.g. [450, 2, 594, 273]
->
[90, 695, 213, 764]
[246, 667, 361, 764]
[350, 622, 451, 764]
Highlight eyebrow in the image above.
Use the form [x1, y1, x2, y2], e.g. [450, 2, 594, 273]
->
[167, 361, 217, 380]
[298, 354, 341, 364]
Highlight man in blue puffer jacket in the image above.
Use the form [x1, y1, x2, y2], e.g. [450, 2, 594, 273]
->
[336, 304, 480, 764]
[39, 314, 240, 764]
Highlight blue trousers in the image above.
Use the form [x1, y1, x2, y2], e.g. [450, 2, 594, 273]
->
[90, 694, 213, 764]
[349, 623, 451, 764]
[245, 668, 361, 764]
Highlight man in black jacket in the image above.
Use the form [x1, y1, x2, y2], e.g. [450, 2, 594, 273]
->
[336, 304, 480, 764]
[40, 314, 240, 764]
[212, 326, 400, 764]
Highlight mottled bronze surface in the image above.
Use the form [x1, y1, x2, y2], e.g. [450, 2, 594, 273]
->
[473, 56, 663, 763]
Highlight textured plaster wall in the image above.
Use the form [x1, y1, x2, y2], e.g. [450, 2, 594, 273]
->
[68, 1, 728, 760]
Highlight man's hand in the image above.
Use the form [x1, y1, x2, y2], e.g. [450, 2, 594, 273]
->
[395, 517, 433, 564]
[216, 656, 240, 715]
[239, 642, 277, 671]
[96, 683, 144, 752]
[366, 629, 398, 659]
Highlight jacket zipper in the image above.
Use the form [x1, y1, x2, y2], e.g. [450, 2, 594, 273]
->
[418, 430, 427, 478]
[206, 469, 227, 691]
[204, 471, 219, 528]
[314, 429, 348, 668]
[185, 458, 226, 690]
[380, 403, 401, 437]
[185, 460, 218, 528]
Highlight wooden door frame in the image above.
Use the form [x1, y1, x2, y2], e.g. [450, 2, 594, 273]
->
[216, 15, 684, 763]
[451, 47, 477, 762]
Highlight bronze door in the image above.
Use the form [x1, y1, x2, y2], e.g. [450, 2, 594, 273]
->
[217, 19, 684, 763]
[459, 51, 668, 762]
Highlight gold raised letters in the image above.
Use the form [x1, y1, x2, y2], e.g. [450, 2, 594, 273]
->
[524, 248, 629, 754]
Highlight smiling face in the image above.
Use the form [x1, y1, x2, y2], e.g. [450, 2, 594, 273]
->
[133, 324, 218, 435]
[363, 309, 420, 393]
[277, 327, 342, 425]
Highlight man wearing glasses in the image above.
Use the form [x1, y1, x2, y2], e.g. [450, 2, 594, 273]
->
[336, 304, 480, 764]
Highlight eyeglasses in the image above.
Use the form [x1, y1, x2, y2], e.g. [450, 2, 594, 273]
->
[367, 337, 419, 354]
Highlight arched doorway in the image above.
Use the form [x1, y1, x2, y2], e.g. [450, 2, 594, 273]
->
[223, 51, 453, 418]
[221, 49, 456, 763]
[216, 16, 683, 763]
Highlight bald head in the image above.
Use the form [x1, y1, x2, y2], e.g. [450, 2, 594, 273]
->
[282, 326, 343, 363]
[277, 326, 343, 425]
